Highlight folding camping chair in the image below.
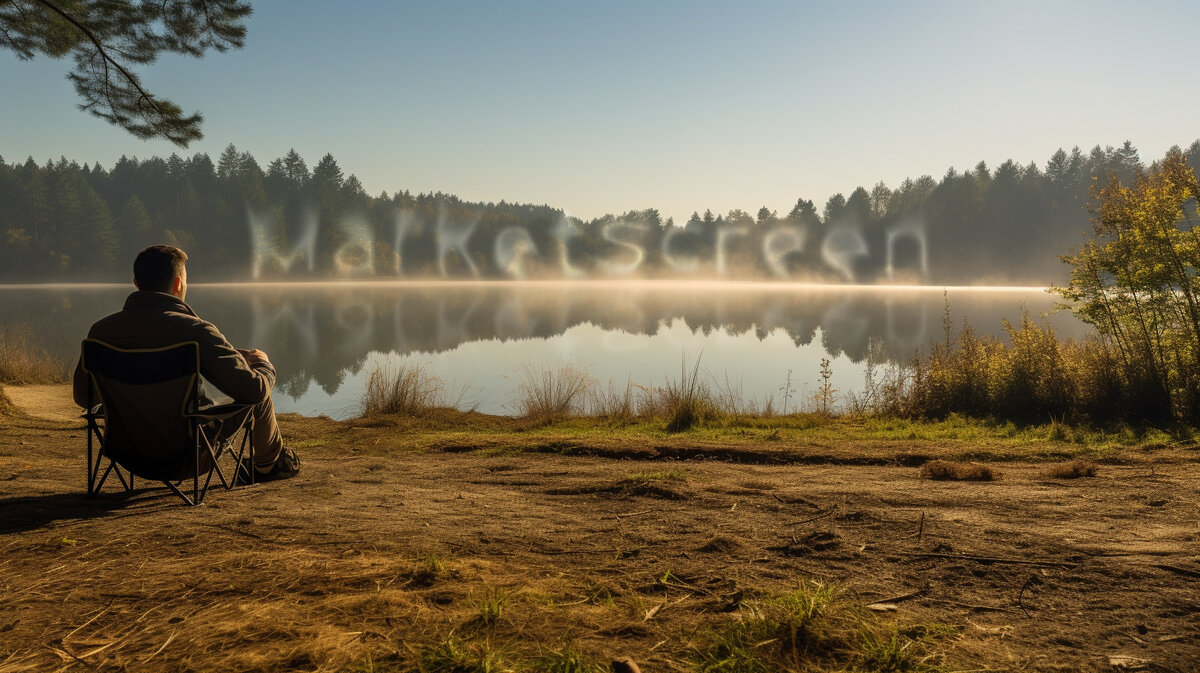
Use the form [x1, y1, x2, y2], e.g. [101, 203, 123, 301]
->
[80, 339, 256, 506]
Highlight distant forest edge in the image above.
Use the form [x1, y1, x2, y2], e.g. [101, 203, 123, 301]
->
[2, 141, 1196, 284]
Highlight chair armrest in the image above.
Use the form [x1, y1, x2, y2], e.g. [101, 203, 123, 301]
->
[185, 403, 254, 422]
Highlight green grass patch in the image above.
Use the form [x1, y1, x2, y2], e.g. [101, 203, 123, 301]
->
[532, 645, 605, 673]
[418, 635, 507, 673]
[693, 582, 952, 673]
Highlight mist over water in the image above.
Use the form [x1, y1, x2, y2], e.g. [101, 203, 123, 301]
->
[0, 281, 1084, 418]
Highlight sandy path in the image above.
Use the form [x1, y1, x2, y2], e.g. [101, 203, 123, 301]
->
[3, 384, 81, 423]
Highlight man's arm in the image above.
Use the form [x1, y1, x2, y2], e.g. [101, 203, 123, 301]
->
[194, 321, 276, 405]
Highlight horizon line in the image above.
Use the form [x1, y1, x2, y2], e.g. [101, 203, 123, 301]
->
[0, 279, 1055, 293]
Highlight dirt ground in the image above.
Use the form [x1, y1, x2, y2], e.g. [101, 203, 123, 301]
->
[1, 385, 1199, 672]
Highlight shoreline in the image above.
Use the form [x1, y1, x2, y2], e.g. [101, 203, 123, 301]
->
[0, 279, 1054, 292]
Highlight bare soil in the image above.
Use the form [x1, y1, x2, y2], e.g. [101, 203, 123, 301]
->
[1, 385, 1199, 672]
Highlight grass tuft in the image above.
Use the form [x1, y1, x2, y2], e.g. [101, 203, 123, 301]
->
[409, 555, 449, 587]
[1043, 459, 1098, 479]
[515, 364, 594, 422]
[856, 622, 954, 672]
[919, 459, 996, 481]
[418, 635, 506, 673]
[694, 582, 952, 673]
[694, 581, 838, 672]
[534, 645, 605, 673]
[664, 353, 714, 432]
[470, 588, 512, 627]
[586, 377, 639, 423]
[362, 363, 445, 417]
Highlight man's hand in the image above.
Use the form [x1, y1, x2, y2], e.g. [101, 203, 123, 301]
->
[238, 348, 271, 367]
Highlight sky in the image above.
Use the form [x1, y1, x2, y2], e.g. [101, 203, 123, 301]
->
[2, 0, 1199, 224]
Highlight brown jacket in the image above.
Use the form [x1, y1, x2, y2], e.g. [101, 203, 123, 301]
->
[73, 291, 275, 408]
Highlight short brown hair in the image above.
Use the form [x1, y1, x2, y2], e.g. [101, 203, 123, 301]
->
[134, 245, 188, 293]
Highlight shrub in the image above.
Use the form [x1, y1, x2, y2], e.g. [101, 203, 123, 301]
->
[861, 303, 1157, 426]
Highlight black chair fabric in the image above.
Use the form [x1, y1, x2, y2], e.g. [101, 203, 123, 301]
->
[81, 340, 253, 499]
[83, 341, 203, 481]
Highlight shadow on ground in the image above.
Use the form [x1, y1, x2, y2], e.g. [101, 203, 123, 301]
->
[0, 489, 179, 533]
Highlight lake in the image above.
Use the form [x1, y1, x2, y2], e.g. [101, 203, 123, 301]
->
[0, 281, 1088, 418]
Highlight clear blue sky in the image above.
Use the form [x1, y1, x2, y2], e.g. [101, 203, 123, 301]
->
[2, 0, 1197, 223]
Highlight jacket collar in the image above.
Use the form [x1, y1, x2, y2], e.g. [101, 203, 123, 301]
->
[122, 290, 199, 317]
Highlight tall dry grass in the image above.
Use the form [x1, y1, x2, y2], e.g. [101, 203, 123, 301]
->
[586, 377, 642, 423]
[361, 363, 447, 416]
[662, 353, 716, 432]
[0, 324, 69, 384]
[514, 363, 595, 421]
[588, 360, 782, 428]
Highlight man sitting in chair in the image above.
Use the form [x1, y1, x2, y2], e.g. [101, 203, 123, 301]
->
[72, 244, 300, 481]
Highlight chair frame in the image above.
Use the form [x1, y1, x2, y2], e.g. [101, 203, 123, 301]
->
[81, 339, 256, 506]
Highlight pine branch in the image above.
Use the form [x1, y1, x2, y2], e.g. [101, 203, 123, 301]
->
[33, 0, 165, 119]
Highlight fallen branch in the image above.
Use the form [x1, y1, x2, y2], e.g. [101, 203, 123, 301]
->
[660, 576, 718, 597]
[788, 507, 837, 526]
[901, 552, 1080, 568]
[866, 586, 928, 607]
[926, 598, 1015, 613]
[542, 547, 644, 556]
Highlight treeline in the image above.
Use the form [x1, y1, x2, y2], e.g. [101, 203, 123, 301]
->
[1, 141, 1197, 282]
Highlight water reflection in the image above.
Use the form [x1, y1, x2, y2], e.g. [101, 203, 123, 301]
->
[0, 282, 1085, 417]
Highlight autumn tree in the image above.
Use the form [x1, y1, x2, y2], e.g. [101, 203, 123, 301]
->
[1057, 148, 1200, 420]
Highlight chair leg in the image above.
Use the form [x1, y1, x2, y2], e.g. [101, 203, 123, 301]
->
[240, 420, 254, 488]
[164, 480, 197, 506]
[193, 424, 202, 505]
[111, 464, 131, 491]
[86, 416, 95, 496]
[95, 459, 114, 493]
[86, 416, 105, 496]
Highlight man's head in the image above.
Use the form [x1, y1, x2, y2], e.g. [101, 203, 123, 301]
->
[133, 245, 189, 300]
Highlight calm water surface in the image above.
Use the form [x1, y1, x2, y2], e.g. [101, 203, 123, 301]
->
[0, 281, 1087, 418]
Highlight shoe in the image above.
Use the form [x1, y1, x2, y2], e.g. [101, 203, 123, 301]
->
[237, 447, 300, 484]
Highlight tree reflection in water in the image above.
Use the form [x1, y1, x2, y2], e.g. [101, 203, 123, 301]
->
[0, 282, 1083, 417]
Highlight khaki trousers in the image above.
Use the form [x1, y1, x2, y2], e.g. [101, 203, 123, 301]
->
[212, 394, 285, 470]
